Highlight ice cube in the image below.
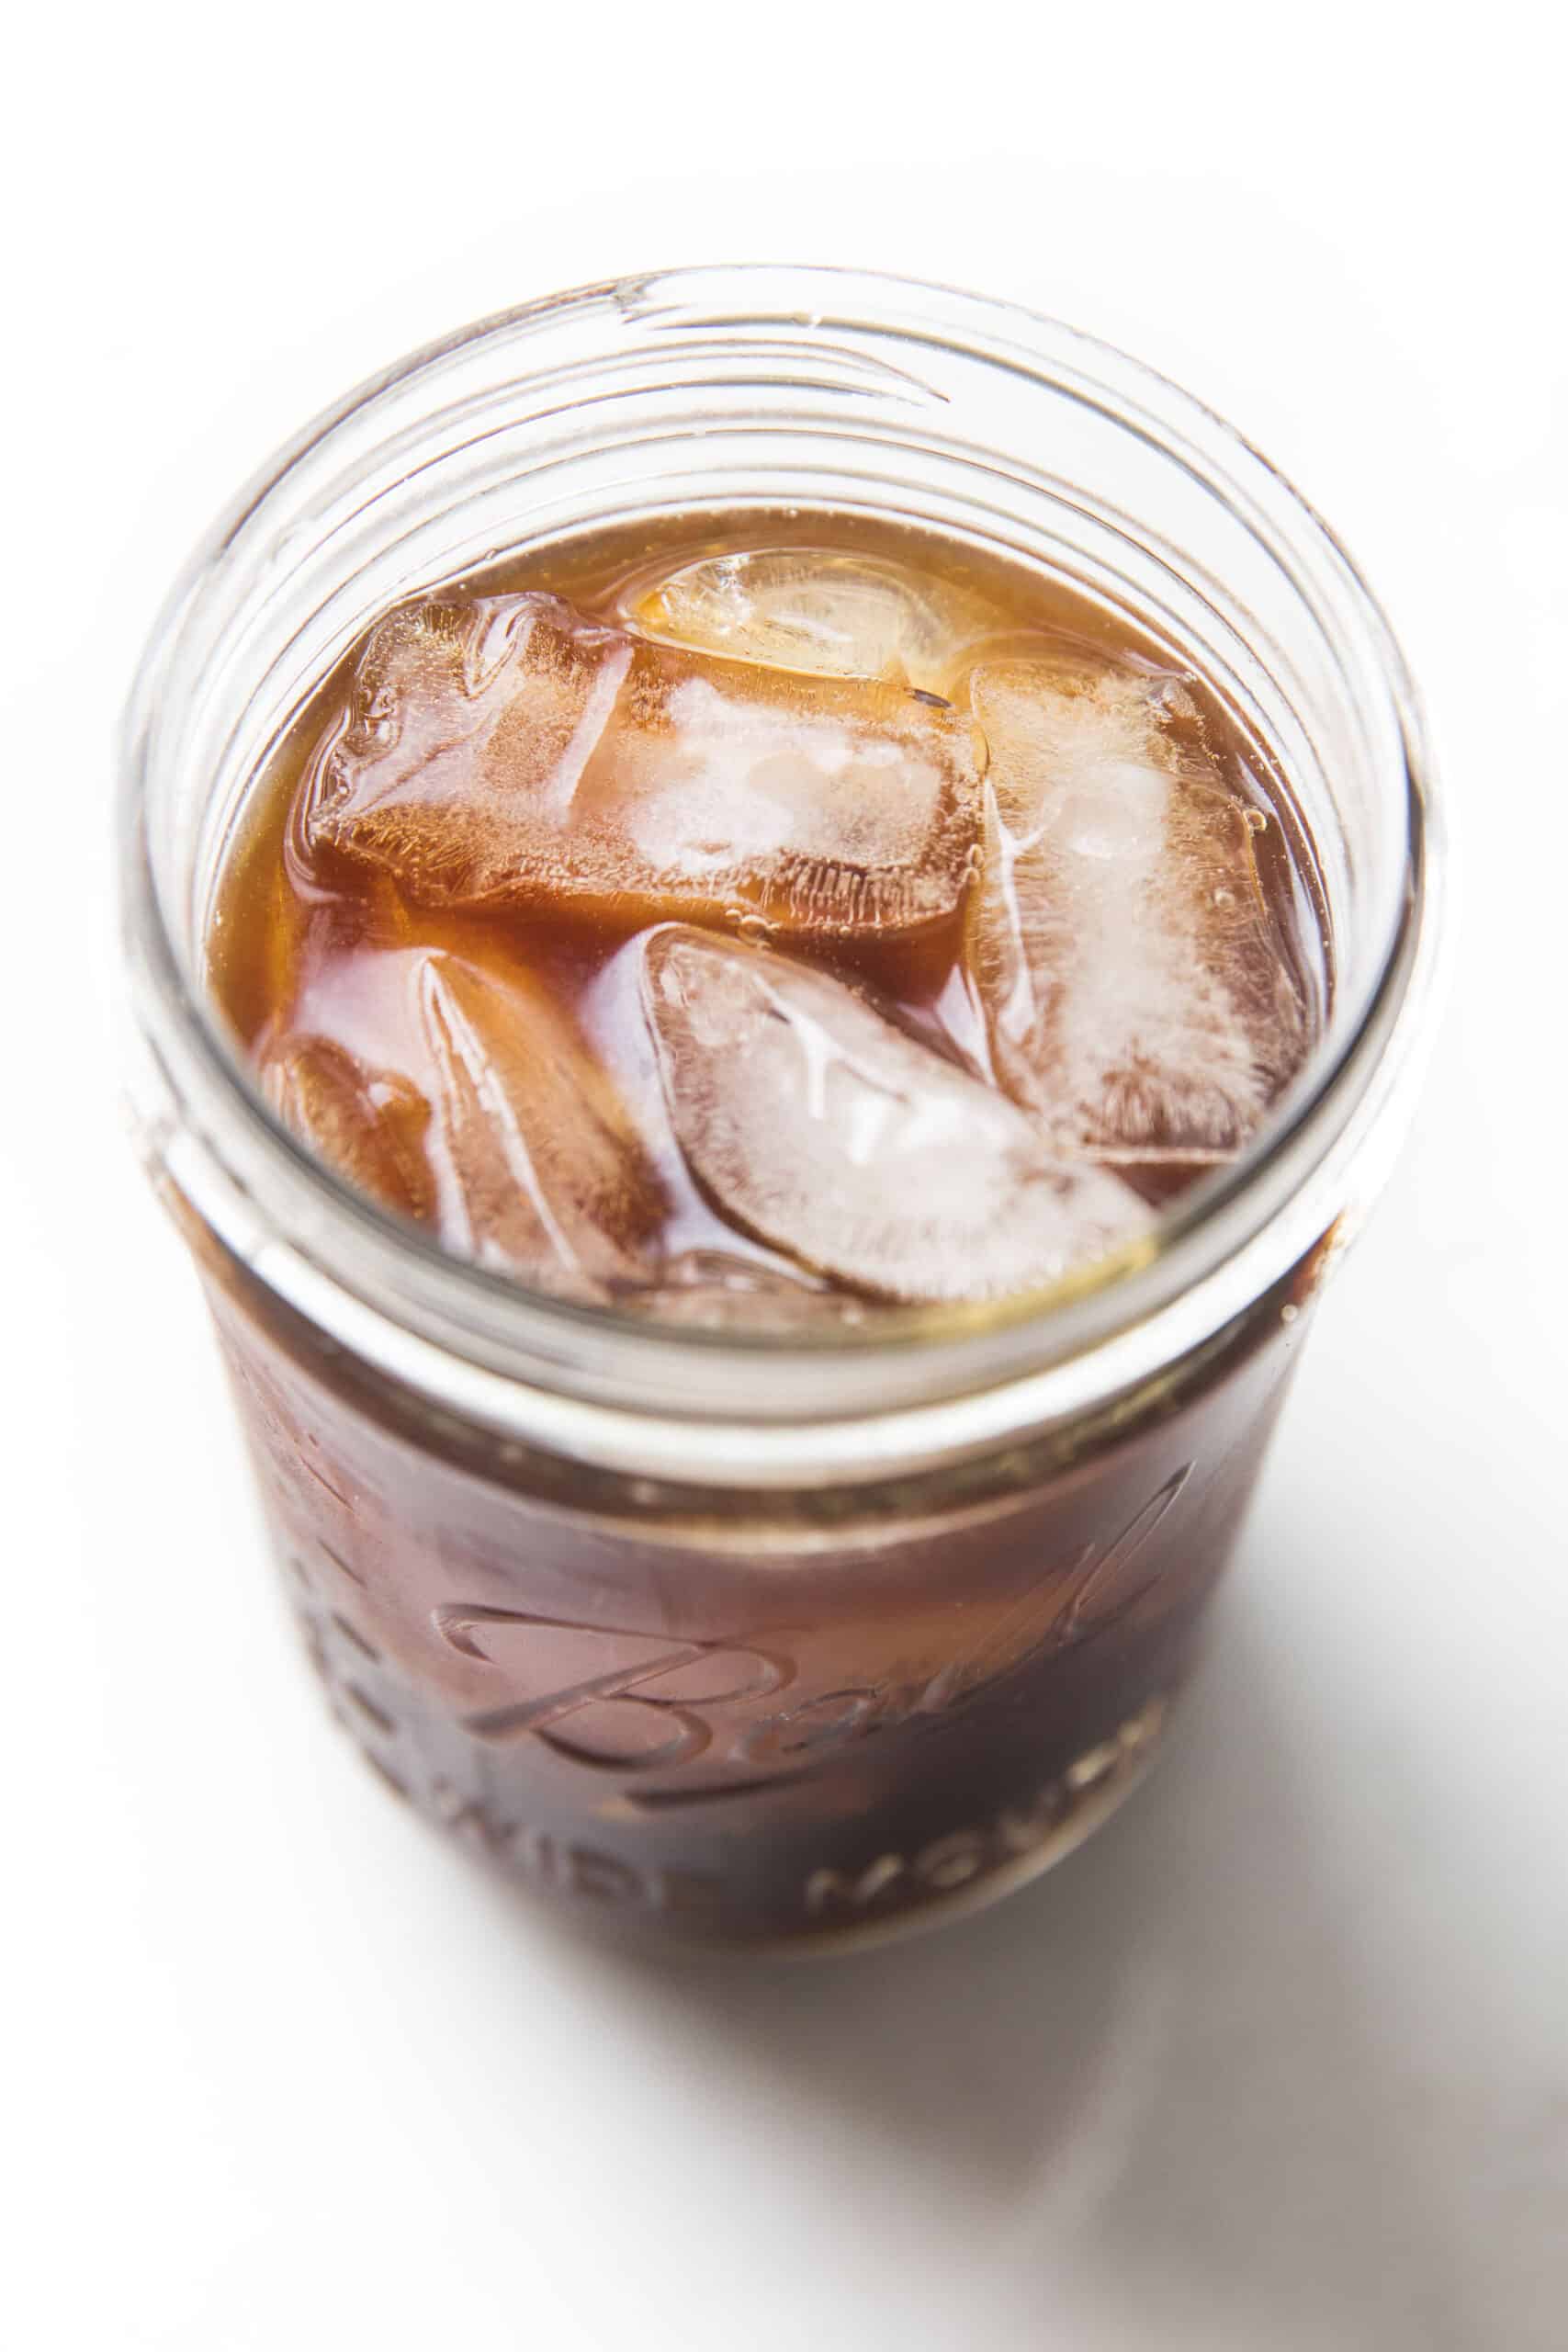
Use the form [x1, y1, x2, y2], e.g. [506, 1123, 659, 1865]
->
[968, 657, 1308, 1159]
[641, 928, 1149, 1304]
[303, 592, 982, 939]
[627, 548, 1001, 695]
[416, 953, 663, 1294]
[261, 1035, 434, 1222]
[614, 1248, 874, 1331]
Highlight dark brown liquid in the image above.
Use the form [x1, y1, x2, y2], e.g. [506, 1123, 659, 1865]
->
[200, 1204, 1327, 1950]
[209, 513, 1326, 1323]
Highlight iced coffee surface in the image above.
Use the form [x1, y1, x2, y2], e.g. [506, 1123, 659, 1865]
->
[210, 517, 1323, 1326]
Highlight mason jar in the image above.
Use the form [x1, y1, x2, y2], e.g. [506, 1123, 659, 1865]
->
[119, 266, 1443, 1952]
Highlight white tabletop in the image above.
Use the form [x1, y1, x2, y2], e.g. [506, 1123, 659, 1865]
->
[6, 13, 1564, 2346]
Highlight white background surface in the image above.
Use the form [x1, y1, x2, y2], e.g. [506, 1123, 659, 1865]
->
[6, 6, 1565, 2346]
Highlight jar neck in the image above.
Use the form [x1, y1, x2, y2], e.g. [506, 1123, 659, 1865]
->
[120, 266, 1443, 1481]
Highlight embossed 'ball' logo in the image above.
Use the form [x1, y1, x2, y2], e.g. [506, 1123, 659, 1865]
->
[433, 1606, 795, 1770]
[430, 1461, 1196, 1801]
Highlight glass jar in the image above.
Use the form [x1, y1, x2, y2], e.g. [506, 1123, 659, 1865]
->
[119, 266, 1443, 1952]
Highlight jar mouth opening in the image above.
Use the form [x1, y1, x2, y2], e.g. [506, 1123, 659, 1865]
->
[121, 264, 1444, 1451]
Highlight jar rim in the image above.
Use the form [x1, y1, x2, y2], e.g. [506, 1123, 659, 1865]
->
[119, 263, 1446, 1483]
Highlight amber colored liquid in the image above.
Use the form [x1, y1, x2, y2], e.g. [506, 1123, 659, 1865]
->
[209, 511, 1327, 1296]
[194, 513, 1336, 1948]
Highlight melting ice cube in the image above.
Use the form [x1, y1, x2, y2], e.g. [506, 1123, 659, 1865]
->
[303, 593, 983, 940]
[628, 548, 1001, 695]
[415, 953, 663, 1295]
[641, 927, 1149, 1304]
[967, 656, 1308, 1161]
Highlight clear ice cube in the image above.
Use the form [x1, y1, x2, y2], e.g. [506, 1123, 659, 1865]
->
[641, 928, 1149, 1304]
[416, 953, 663, 1294]
[303, 592, 982, 939]
[627, 548, 1001, 695]
[261, 1035, 434, 1222]
[967, 657, 1308, 1159]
